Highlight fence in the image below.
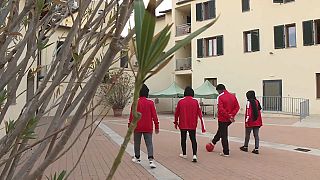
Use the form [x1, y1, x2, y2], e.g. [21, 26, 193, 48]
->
[176, 23, 191, 36]
[256, 96, 310, 120]
[175, 57, 191, 71]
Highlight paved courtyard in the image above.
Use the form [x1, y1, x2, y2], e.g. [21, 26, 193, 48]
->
[43, 114, 320, 180]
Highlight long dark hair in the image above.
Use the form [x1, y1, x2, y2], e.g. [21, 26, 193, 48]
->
[246, 90, 261, 121]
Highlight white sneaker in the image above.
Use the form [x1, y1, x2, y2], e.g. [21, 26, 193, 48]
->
[149, 160, 156, 168]
[132, 157, 141, 163]
[179, 154, 187, 159]
[192, 155, 197, 162]
[219, 153, 230, 157]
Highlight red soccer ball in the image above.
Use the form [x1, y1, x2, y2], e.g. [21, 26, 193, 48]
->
[206, 143, 214, 152]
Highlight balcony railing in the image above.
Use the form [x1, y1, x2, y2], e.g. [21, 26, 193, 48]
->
[256, 96, 310, 120]
[176, 23, 191, 36]
[176, 57, 191, 71]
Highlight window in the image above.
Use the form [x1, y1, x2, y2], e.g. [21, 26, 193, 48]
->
[196, 0, 215, 21]
[317, 73, 320, 98]
[273, 0, 294, 3]
[244, 29, 260, 52]
[56, 41, 64, 55]
[303, 20, 320, 46]
[197, 35, 223, 58]
[205, 78, 217, 87]
[285, 24, 296, 47]
[274, 24, 296, 49]
[120, 51, 129, 68]
[242, 0, 250, 12]
[56, 41, 74, 62]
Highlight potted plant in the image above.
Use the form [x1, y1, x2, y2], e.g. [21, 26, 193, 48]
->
[100, 71, 134, 117]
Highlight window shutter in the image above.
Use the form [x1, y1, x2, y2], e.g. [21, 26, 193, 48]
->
[274, 25, 285, 49]
[273, 0, 283, 3]
[242, 0, 250, 12]
[251, 30, 260, 52]
[197, 39, 204, 58]
[208, 0, 216, 19]
[217, 36, 223, 55]
[196, 3, 203, 21]
[303, 20, 314, 46]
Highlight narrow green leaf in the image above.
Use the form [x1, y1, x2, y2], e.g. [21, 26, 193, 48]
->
[134, 0, 145, 61]
[146, 33, 171, 71]
[139, 11, 156, 69]
[57, 170, 67, 180]
[144, 55, 173, 81]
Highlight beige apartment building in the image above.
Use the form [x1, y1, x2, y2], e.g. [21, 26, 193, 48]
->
[148, 0, 320, 115]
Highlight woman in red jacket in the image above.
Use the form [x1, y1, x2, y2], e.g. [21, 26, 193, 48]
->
[129, 84, 159, 168]
[240, 90, 263, 154]
[174, 87, 206, 162]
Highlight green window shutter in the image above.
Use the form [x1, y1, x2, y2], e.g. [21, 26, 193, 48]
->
[242, 0, 250, 12]
[251, 30, 260, 52]
[197, 39, 204, 58]
[208, 0, 216, 19]
[273, 0, 283, 3]
[274, 25, 285, 49]
[217, 36, 223, 55]
[303, 20, 314, 46]
[196, 3, 203, 21]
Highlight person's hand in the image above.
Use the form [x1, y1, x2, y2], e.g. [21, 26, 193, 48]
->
[174, 123, 178, 129]
[128, 123, 130, 128]
[202, 128, 206, 133]
[155, 129, 159, 134]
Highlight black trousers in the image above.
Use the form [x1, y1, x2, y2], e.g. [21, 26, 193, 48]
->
[212, 121, 232, 155]
[180, 130, 197, 156]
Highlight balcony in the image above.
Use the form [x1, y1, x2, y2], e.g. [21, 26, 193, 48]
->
[176, 23, 191, 36]
[176, 57, 191, 71]
[176, 0, 192, 5]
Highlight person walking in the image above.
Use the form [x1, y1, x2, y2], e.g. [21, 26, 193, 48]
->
[174, 86, 206, 162]
[240, 90, 263, 154]
[129, 84, 159, 168]
[209, 84, 240, 157]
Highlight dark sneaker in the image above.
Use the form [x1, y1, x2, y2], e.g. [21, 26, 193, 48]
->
[252, 149, 259, 154]
[240, 146, 248, 152]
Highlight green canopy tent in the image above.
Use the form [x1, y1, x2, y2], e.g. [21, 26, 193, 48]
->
[149, 82, 184, 98]
[194, 80, 218, 116]
[149, 82, 184, 112]
[194, 80, 218, 99]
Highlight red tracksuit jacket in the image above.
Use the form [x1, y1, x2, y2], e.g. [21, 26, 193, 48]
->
[245, 100, 263, 127]
[174, 96, 206, 131]
[217, 90, 240, 122]
[129, 97, 159, 133]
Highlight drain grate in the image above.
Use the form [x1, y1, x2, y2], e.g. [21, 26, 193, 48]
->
[294, 148, 311, 152]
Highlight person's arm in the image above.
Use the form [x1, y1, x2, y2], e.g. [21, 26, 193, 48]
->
[230, 96, 240, 118]
[174, 101, 180, 129]
[151, 102, 159, 133]
[197, 103, 206, 133]
[128, 106, 133, 127]
[245, 101, 250, 122]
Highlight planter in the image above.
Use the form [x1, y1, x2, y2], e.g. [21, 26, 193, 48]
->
[112, 108, 124, 117]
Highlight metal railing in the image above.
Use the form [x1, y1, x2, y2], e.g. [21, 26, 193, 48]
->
[176, 57, 191, 71]
[300, 99, 310, 121]
[176, 23, 191, 36]
[256, 96, 310, 120]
